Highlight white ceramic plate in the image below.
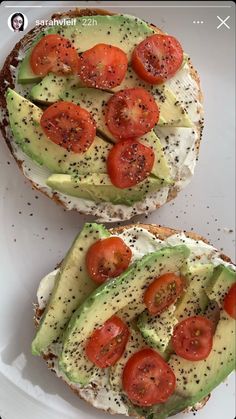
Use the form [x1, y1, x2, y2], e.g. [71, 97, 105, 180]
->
[0, 1, 235, 419]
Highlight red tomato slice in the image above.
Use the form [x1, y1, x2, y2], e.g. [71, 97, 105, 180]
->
[122, 348, 176, 406]
[78, 43, 128, 89]
[224, 283, 236, 319]
[105, 88, 159, 140]
[40, 101, 96, 153]
[30, 34, 79, 77]
[86, 316, 130, 368]
[86, 237, 132, 284]
[107, 139, 155, 188]
[132, 34, 183, 84]
[172, 316, 214, 361]
[144, 273, 185, 315]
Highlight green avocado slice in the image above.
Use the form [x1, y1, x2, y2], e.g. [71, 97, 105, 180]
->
[32, 223, 110, 356]
[30, 77, 192, 128]
[130, 315, 235, 419]
[137, 263, 214, 354]
[30, 73, 82, 103]
[59, 245, 190, 385]
[130, 264, 236, 419]
[110, 324, 146, 392]
[57, 87, 172, 180]
[114, 61, 192, 127]
[174, 263, 214, 319]
[59, 87, 114, 141]
[18, 14, 155, 84]
[46, 173, 168, 206]
[18, 32, 45, 84]
[205, 264, 236, 306]
[140, 131, 171, 181]
[137, 305, 178, 354]
[169, 310, 236, 396]
[58, 86, 192, 137]
[7, 88, 171, 183]
[6, 88, 111, 175]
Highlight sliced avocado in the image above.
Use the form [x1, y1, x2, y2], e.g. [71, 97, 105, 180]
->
[6, 88, 111, 175]
[155, 85, 192, 127]
[110, 325, 146, 392]
[18, 32, 44, 84]
[58, 86, 173, 180]
[59, 88, 172, 180]
[59, 245, 190, 385]
[206, 264, 236, 306]
[46, 173, 167, 206]
[140, 131, 171, 180]
[112, 53, 188, 93]
[132, 310, 235, 419]
[118, 300, 145, 323]
[32, 223, 110, 356]
[137, 263, 214, 355]
[168, 311, 235, 408]
[59, 86, 191, 135]
[174, 263, 214, 320]
[126, 393, 188, 419]
[60, 87, 113, 140]
[30, 73, 81, 103]
[113, 66, 192, 127]
[137, 305, 178, 354]
[18, 15, 155, 84]
[31, 79, 192, 128]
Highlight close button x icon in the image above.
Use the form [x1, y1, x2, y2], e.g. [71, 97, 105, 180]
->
[217, 16, 230, 30]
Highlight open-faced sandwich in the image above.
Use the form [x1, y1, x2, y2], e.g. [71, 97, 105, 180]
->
[0, 8, 204, 221]
[32, 222, 235, 419]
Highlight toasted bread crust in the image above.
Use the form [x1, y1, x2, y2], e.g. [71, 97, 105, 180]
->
[33, 223, 234, 418]
[0, 8, 203, 217]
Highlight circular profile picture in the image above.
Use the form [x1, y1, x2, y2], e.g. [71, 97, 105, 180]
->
[8, 12, 28, 32]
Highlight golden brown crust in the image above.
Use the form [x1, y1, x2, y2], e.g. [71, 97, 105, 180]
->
[34, 223, 234, 418]
[0, 7, 203, 216]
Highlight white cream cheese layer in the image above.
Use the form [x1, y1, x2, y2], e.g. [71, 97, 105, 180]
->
[3, 50, 203, 221]
[37, 228, 235, 416]
[37, 269, 58, 310]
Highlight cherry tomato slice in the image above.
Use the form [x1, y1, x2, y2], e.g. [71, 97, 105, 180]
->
[132, 34, 183, 84]
[86, 237, 132, 284]
[144, 273, 185, 315]
[86, 316, 130, 368]
[172, 316, 214, 361]
[107, 139, 155, 188]
[224, 283, 236, 319]
[105, 88, 159, 140]
[78, 43, 128, 89]
[122, 348, 176, 406]
[30, 34, 79, 77]
[40, 101, 96, 153]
